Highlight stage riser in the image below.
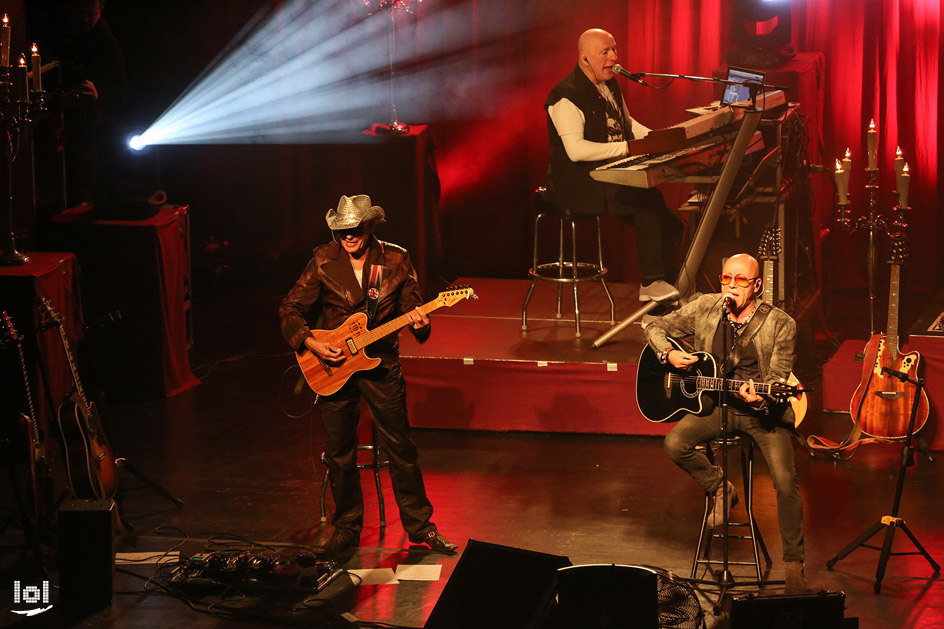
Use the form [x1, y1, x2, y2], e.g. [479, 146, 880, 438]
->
[403, 357, 671, 437]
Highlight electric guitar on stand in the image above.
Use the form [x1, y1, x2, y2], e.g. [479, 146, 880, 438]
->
[297, 286, 476, 395]
[2, 311, 55, 534]
[39, 297, 118, 501]
[757, 227, 808, 427]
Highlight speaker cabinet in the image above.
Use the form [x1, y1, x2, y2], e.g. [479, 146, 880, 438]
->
[58, 499, 114, 620]
[424, 539, 571, 629]
[557, 564, 659, 629]
[730, 590, 846, 629]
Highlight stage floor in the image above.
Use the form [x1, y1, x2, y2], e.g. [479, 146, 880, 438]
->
[2, 281, 942, 628]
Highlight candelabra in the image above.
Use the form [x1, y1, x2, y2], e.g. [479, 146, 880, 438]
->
[0, 42, 45, 266]
[833, 123, 912, 334]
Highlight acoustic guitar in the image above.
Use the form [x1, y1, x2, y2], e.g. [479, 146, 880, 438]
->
[297, 286, 476, 396]
[850, 236, 929, 439]
[757, 227, 808, 427]
[636, 338, 808, 423]
[39, 298, 118, 500]
[2, 311, 55, 529]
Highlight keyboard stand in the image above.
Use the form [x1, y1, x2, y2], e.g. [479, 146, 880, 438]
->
[592, 108, 764, 348]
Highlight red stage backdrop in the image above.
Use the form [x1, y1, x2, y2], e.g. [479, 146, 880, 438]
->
[395, 0, 941, 295]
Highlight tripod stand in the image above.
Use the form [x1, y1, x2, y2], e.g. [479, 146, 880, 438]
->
[825, 367, 940, 592]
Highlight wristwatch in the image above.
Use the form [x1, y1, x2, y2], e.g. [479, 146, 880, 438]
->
[657, 347, 673, 364]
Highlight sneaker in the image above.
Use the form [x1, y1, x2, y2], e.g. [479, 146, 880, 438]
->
[785, 561, 809, 594]
[639, 280, 680, 303]
[707, 481, 738, 528]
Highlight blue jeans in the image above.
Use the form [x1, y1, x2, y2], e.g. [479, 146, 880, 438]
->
[664, 407, 805, 562]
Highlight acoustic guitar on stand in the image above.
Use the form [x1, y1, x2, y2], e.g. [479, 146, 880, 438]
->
[850, 236, 929, 439]
[757, 226, 808, 427]
[297, 286, 476, 396]
[39, 297, 118, 501]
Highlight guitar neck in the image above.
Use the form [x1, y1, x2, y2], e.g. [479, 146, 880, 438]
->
[697, 375, 775, 396]
[354, 299, 443, 348]
[887, 263, 900, 361]
[54, 319, 93, 418]
[762, 259, 774, 303]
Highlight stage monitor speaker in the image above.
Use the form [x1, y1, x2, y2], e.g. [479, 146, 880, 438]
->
[731, 590, 846, 629]
[58, 499, 114, 621]
[556, 564, 659, 629]
[423, 539, 571, 629]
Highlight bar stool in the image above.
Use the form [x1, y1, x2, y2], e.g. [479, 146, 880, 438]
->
[521, 187, 615, 338]
[690, 432, 772, 582]
[319, 422, 390, 529]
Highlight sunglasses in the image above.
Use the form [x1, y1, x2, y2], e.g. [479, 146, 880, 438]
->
[719, 273, 759, 288]
[335, 225, 368, 239]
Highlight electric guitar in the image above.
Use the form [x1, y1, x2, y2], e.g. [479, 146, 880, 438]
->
[850, 236, 929, 439]
[2, 311, 55, 529]
[39, 297, 118, 500]
[636, 337, 810, 423]
[297, 286, 476, 396]
[757, 227, 808, 427]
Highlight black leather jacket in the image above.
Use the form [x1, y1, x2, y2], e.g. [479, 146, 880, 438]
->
[279, 236, 430, 358]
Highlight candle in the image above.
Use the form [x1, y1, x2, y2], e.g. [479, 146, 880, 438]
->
[894, 147, 904, 177]
[842, 148, 852, 178]
[898, 163, 910, 208]
[16, 55, 27, 102]
[867, 119, 878, 170]
[835, 159, 848, 205]
[1, 14, 10, 67]
[30, 43, 41, 92]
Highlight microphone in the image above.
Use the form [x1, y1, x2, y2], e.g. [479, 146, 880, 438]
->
[612, 64, 644, 84]
[882, 366, 910, 382]
[722, 294, 736, 310]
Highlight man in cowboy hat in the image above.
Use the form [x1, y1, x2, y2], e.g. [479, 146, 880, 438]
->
[280, 194, 457, 556]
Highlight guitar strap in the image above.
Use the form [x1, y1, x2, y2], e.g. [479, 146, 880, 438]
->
[724, 302, 772, 370]
[366, 264, 383, 322]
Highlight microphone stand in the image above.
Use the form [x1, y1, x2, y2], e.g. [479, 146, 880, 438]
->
[716, 298, 734, 607]
[825, 369, 940, 592]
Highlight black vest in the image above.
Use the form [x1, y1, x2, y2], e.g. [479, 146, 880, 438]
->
[544, 65, 632, 215]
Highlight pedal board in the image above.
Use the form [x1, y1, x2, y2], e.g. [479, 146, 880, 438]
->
[170, 550, 341, 595]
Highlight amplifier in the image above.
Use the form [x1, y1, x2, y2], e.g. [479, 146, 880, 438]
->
[730, 590, 848, 629]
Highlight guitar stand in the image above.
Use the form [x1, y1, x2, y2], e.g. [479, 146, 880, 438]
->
[826, 373, 940, 592]
[115, 457, 184, 509]
[1, 439, 48, 578]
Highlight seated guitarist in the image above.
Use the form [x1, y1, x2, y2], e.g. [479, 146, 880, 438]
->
[279, 194, 457, 557]
[643, 253, 807, 594]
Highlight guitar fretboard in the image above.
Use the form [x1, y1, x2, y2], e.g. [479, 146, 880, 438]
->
[352, 299, 445, 349]
[666, 373, 777, 395]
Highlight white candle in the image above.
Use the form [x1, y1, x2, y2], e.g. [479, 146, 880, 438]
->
[894, 146, 904, 177]
[30, 43, 41, 92]
[867, 119, 878, 170]
[898, 163, 910, 208]
[835, 159, 848, 205]
[1, 14, 10, 68]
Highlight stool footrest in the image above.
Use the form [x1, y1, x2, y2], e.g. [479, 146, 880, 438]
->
[529, 262, 607, 282]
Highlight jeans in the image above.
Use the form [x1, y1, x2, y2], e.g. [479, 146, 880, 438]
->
[664, 407, 805, 562]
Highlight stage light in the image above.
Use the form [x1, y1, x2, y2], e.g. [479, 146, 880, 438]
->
[728, 0, 794, 68]
[129, 0, 530, 147]
[129, 134, 146, 151]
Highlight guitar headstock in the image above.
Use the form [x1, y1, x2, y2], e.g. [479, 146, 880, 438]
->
[436, 285, 477, 307]
[757, 226, 782, 260]
[38, 296, 63, 325]
[888, 235, 909, 266]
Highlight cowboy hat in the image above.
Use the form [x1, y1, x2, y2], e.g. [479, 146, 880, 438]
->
[325, 194, 386, 230]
